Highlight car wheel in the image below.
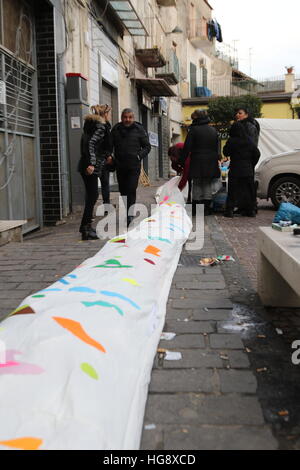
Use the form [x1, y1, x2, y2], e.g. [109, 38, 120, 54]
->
[269, 176, 300, 209]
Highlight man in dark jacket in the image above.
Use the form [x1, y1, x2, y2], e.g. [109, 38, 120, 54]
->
[111, 108, 151, 226]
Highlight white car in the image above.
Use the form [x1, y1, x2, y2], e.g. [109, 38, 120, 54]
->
[255, 150, 300, 208]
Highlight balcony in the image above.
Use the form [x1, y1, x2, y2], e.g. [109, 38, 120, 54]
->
[135, 47, 166, 68]
[109, 0, 148, 36]
[156, 0, 176, 6]
[188, 18, 212, 51]
[155, 50, 180, 85]
[134, 78, 176, 97]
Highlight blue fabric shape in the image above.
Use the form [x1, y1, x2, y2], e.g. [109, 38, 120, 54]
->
[148, 236, 172, 244]
[170, 223, 185, 233]
[67, 274, 77, 279]
[41, 288, 62, 293]
[58, 278, 70, 285]
[100, 291, 141, 310]
[69, 287, 97, 294]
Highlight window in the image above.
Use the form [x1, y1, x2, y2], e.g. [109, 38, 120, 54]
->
[190, 62, 197, 97]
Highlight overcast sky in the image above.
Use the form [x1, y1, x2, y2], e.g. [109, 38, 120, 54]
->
[211, 0, 300, 79]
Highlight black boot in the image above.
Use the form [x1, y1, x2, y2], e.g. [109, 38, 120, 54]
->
[88, 224, 98, 236]
[204, 200, 212, 215]
[224, 209, 234, 218]
[81, 225, 98, 240]
[127, 216, 134, 227]
[192, 200, 201, 217]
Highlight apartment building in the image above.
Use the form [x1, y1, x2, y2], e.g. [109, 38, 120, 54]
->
[0, 0, 227, 232]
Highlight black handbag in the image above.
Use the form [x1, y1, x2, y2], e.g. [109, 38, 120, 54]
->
[106, 158, 116, 173]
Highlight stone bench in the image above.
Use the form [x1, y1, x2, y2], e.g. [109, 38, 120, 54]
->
[0, 220, 27, 247]
[258, 227, 300, 307]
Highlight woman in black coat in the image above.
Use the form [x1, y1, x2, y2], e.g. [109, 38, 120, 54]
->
[235, 107, 260, 146]
[181, 109, 220, 215]
[78, 104, 113, 240]
[223, 122, 260, 218]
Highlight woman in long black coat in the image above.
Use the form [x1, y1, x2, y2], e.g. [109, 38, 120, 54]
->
[181, 109, 220, 215]
[235, 107, 260, 146]
[223, 122, 260, 218]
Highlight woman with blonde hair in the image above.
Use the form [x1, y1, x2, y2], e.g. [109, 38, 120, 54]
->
[77, 104, 113, 240]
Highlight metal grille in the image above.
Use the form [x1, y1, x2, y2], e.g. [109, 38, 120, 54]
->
[102, 82, 113, 107]
[0, 51, 34, 135]
[0, 47, 39, 233]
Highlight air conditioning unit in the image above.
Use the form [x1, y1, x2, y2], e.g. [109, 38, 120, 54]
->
[152, 98, 167, 116]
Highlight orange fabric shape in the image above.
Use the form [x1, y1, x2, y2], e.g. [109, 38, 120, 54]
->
[53, 317, 106, 353]
[144, 245, 161, 257]
[0, 437, 43, 450]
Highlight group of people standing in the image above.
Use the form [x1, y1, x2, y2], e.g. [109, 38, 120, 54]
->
[171, 107, 260, 217]
[78, 103, 261, 242]
[78, 106, 151, 240]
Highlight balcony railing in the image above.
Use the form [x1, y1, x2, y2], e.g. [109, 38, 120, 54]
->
[135, 47, 166, 68]
[191, 75, 299, 98]
[188, 18, 212, 50]
[155, 50, 180, 84]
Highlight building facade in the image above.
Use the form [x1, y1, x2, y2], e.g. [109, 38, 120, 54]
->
[0, 0, 227, 231]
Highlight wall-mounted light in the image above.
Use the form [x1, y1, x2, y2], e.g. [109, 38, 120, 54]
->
[166, 26, 183, 34]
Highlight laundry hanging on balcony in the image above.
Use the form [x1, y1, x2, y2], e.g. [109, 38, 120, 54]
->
[207, 20, 223, 42]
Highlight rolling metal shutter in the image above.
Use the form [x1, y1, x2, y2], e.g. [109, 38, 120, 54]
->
[0, 48, 40, 232]
[102, 82, 113, 107]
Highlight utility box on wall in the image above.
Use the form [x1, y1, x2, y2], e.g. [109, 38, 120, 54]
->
[66, 73, 90, 209]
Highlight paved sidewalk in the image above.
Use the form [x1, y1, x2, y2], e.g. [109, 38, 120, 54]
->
[141, 221, 277, 450]
[0, 183, 160, 322]
[216, 201, 275, 288]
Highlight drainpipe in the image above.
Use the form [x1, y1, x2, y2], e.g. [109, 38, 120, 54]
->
[57, 53, 70, 217]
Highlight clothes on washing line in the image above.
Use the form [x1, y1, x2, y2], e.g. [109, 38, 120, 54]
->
[207, 19, 223, 42]
[215, 21, 223, 42]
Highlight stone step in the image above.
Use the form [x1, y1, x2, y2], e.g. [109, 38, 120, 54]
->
[0, 220, 27, 247]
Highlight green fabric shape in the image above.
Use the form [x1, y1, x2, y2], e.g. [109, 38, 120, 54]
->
[94, 259, 133, 268]
[81, 363, 99, 380]
[32, 295, 45, 298]
[109, 237, 126, 243]
[82, 300, 124, 316]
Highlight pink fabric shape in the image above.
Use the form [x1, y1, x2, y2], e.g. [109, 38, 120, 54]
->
[0, 350, 44, 375]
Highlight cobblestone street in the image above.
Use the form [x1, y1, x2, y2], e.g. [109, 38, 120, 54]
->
[217, 201, 275, 288]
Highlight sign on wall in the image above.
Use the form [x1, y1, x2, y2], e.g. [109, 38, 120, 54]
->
[149, 131, 159, 147]
[101, 56, 119, 89]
